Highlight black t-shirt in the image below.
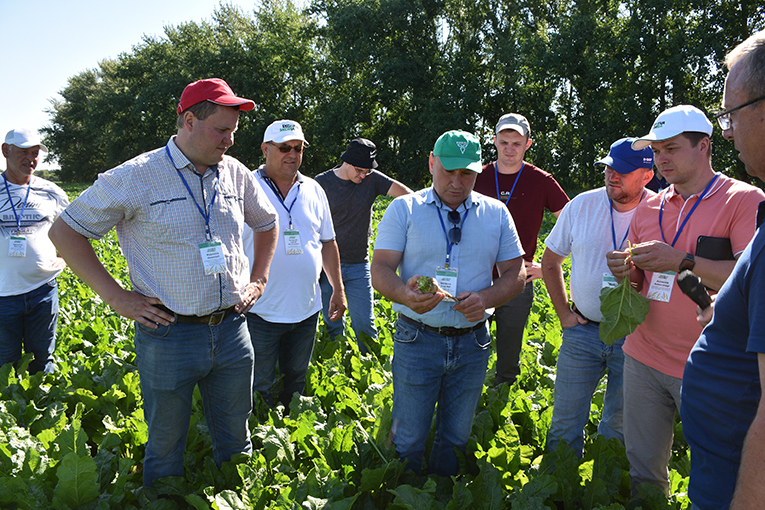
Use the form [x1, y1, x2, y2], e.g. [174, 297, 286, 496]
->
[315, 167, 394, 263]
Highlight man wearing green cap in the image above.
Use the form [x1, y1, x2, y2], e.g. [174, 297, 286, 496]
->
[371, 130, 526, 476]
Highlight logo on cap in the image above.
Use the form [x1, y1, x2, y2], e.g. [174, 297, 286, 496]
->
[456, 141, 468, 154]
[654, 121, 665, 129]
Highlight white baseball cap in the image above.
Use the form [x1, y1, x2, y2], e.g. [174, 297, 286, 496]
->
[632, 105, 713, 150]
[263, 120, 309, 145]
[495, 113, 531, 138]
[4, 128, 48, 153]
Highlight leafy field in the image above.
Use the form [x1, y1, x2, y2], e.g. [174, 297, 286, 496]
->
[0, 188, 691, 509]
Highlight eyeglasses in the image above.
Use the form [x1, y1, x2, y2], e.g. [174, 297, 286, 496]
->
[353, 166, 371, 176]
[713, 94, 765, 130]
[268, 141, 305, 153]
[447, 210, 461, 244]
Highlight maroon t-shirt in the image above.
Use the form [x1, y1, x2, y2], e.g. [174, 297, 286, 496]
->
[474, 161, 569, 262]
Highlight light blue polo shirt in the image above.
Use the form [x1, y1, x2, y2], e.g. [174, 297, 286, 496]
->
[374, 187, 523, 329]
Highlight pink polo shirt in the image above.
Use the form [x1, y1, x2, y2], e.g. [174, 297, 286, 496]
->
[625, 174, 765, 378]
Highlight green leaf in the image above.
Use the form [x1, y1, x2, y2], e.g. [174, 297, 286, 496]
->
[599, 278, 650, 345]
[52, 452, 99, 508]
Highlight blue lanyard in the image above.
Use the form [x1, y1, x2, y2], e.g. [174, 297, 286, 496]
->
[659, 174, 719, 247]
[494, 162, 524, 205]
[166, 146, 219, 241]
[436, 201, 468, 269]
[2, 173, 32, 232]
[261, 173, 300, 229]
[609, 191, 645, 251]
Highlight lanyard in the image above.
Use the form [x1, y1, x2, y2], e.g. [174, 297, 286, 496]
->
[166, 146, 219, 241]
[494, 162, 524, 205]
[659, 174, 719, 247]
[609, 191, 644, 251]
[436, 201, 468, 269]
[262, 174, 300, 229]
[2, 173, 32, 231]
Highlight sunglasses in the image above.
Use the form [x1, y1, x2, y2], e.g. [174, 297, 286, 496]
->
[447, 210, 462, 244]
[353, 166, 371, 176]
[268, 141, 305, 153]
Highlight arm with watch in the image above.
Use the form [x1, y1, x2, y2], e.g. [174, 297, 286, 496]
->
[626, 239, 737, 292]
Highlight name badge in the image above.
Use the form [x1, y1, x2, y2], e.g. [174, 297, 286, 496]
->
[436, 266, 458, 296]
[646, 271, 675, 302]
[199, 241, 227, 275]
[284, 230, 303, 255]
[8, 236, 26, 257]
[602, 273, 618, 289]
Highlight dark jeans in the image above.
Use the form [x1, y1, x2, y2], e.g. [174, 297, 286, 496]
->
[0, 279, 58, 374]
[492, 281, 533, 385]
[247, 311, 320, 408]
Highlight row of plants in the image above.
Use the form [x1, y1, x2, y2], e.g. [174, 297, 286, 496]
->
[0, 192, 691, 509]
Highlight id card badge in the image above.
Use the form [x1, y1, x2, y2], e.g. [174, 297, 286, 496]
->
[284, 230, 303, 255]
[646, 271, 675, 302]
[602, 273, 618, 289]
[8, 236, 26, 257]
[436, 266, 458, 296]
[199, 241, 227, 275]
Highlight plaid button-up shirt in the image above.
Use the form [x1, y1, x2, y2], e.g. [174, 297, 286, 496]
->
[62, 137, 277, 316]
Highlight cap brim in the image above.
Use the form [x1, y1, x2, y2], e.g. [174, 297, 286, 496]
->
[631, 138, 656, 151]
[210, 98, 255, 111]
[440, 157, 483, 173]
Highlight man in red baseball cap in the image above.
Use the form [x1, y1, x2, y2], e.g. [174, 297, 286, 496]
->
[50, 78, 278, 486]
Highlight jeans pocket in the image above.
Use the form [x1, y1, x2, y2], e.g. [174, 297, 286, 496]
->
[394, 320, 419, 344]
[136, 320, 175, 339]
[472, 326, 491, 349]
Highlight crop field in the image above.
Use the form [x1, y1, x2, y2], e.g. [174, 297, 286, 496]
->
[0, 187, 691, 509]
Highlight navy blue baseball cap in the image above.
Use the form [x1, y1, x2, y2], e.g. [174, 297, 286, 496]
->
[595, 137, 654, 174]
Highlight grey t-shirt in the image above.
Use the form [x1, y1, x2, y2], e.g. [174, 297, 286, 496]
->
[315, 167, 394, 263]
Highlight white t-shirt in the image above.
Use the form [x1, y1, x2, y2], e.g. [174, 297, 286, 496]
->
[544, 187, 643, 322]
[243, 169, 335, 323]
[1, 175, 69, 296]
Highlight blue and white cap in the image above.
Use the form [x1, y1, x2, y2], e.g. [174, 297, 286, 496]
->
[595, 137, 654, 174]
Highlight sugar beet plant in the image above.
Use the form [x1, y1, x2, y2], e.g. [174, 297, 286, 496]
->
[0, 191, 691, 509]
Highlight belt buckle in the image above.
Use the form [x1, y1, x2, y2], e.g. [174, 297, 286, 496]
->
[208, 310, 226, 326]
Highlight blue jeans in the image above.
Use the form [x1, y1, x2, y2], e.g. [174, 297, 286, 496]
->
[247, 311, 319, 408]
[0, 279, 58, 375]
[320, 264, 377, 352]
[134, 313, 253, 487]
[492, 282, 533, 385]
[547, 322, 624, 457]
[391, 317, 491, 476]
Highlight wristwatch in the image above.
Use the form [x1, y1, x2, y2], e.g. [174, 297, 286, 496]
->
[679, 252, 696, 272]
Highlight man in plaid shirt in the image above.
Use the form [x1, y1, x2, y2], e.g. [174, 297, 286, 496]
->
[49, 78, 278, 486]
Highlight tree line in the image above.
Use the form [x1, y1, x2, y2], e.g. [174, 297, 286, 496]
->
[42, 0, 765, 193]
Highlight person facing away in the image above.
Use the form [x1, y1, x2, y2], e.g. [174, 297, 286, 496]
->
[473, 113, 569, 386]
[49, 78, 279, 487]
[371, 129, 526, 476]
[541, 137, 654, 457]
[1, 128, 68, 375]
[606, 104, 765, 495]
[243, 119, 346, 408]
[682, 30, 765, 510]
[315, 138, 412, 352]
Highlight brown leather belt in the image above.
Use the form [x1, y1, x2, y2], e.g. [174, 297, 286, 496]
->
[399, 313, 486, 337]
[157, 304, 235, 326]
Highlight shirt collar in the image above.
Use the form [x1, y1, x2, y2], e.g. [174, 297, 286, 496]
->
[166, 136, 219, 176]
[425, 187, 479, 212]
[661, 172, 724, 202]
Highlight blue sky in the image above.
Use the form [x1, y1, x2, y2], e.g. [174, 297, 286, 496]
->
[0, 0, 257, 169]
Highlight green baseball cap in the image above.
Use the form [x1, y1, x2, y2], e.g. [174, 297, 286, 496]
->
[432, 130, 483, 173]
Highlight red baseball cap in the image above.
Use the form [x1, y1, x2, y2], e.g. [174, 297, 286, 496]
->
[177, 78, 255, 114]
